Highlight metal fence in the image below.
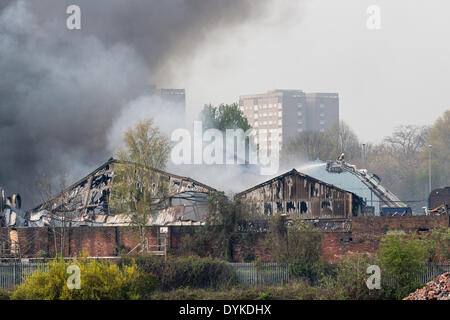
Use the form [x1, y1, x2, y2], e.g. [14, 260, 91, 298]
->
[1, 261, 449, 290]
[0, 263, 47, 289]
[383, 262, 450, 287]
[421, 263, 450, 282]
[229, 262, 290, 286]
[229, 262, 450, 287]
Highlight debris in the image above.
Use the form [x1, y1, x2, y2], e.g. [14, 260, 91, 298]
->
[5, 159, 216, 227]
[403, 272, 450, 300]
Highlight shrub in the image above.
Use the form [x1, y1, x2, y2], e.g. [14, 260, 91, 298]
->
[11, 257, 158, 300]
[120, 255, 236, 290]
[376, 232, 428, 299]
[429, 226, 450, 261]
[318, 254, 387, 300]
[267, 215, 325, 284]
[289, 260, 325, 285]
[0, 289, 12, 300]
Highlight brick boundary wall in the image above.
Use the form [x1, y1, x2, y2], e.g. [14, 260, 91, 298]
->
[4, 226, 160, 258]
[233, 216, 449, 262]
[0, 216, 448, 261]
[321, 216, 449, 261]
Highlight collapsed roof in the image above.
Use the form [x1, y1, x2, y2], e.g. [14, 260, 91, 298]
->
[1, 158, 216, 227]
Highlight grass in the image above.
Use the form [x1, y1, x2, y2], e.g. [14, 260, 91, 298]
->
[149, 281, 342, 300]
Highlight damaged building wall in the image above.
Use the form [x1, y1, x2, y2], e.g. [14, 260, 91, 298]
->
[15, 159, 216, 228]
[236, 169, 364, 219]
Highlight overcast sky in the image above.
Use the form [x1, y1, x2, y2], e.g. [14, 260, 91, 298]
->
[171, 0, 450, 143]
[1, 0, 449, 206]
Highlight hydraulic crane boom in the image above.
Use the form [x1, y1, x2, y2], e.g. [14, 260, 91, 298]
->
[326, 160, 408, 208]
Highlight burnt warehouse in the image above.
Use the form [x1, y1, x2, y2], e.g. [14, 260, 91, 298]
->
[236, 169, 365, 219]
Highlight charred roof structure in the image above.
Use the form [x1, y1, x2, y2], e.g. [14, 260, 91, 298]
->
[2, 159, 216, 228]
[236, 169, 365, 221]
[428, 187, 450, 215]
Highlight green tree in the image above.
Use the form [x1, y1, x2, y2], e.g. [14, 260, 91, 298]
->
[117, 119, 172, 170]
[201, 103, 251, 131]
[376, 232, 428, 299]
[109, 119, 172, 251]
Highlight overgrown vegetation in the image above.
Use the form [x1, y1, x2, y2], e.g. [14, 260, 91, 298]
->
[150, 281, 342, 300]
[11, 257, 158, 300]
[6, 226, 447, 300]
[266, 214, 325, 284]
[376, 232, 429, 299]
[178, 192, 257, 261]
[0, 289, 12, 300]
[428, 226, 450, 261]
[120, 255, 236, 291]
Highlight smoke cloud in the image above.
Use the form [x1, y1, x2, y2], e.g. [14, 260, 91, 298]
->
[0, 0, 274, 208]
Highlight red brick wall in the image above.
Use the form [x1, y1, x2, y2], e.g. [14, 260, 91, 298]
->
[232, 216, 449, 262]
[322, 216, 449, 261]
[7, 226, 159, 258]
[351, 216, 448, 234]
[16, 227, 50, 256]
[2, 216, 448, 260]
[169, 226, 196, 250]
[66, 227, 118, 257]
[118, 226, 158, 253]
[232, 236, 272, 262]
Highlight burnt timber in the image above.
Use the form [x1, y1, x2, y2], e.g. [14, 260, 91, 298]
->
[4, 159, 216, 227]
[236, 168, 365, 220]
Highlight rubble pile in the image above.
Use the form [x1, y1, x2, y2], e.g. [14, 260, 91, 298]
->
[403, 272, 450, 300]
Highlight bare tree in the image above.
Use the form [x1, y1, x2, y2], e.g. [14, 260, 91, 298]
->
[282, 131, 335, 164]
[383, 125, 428, 160]
[281, 120, 360, 166]
[34, 171, 79, 257]
[329, 120, 361, 160]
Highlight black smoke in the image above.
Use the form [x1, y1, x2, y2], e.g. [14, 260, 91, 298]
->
[0, 0, 272, 208]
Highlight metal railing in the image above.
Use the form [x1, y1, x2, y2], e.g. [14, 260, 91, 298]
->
[383, 262, 450, 287]
[228, 262, 289, 286]
[0, 263, 47, 289]
[1, 260, 449, 290]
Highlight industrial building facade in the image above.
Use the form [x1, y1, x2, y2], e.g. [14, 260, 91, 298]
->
[236, 169, 364, 220]
[238, 90, 339, 151]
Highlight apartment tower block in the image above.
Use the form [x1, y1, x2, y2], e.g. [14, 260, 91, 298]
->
[239, 90, 339, 151]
